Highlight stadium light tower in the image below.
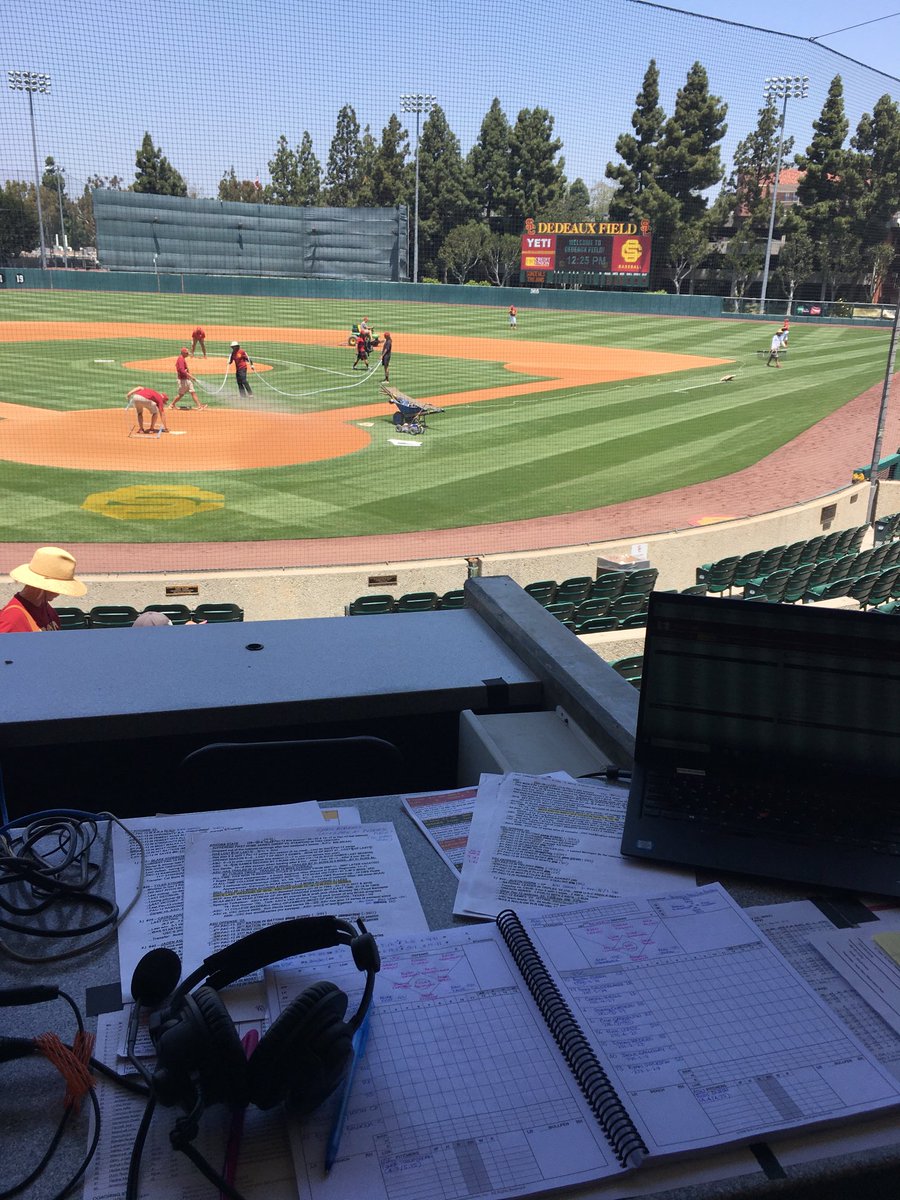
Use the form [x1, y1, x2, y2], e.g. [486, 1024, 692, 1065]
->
[400, 92, 436, 284]
[759, 74, 809, 313]
[7, 70, 52, 271]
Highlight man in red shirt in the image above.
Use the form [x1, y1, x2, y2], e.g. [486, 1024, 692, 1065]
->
[190, 327, 207, 357]
[352, 333, 370, 370]
[0, 546, 87, 633]
[229, 341, 254, 396]
[173, 348, 206, 410]
[126, 386, 169, 434]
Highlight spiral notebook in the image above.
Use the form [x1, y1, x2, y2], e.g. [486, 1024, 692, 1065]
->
[272, 884, 900, 1200]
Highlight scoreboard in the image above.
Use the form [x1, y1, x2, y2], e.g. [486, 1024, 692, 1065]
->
[520, 221, 652, 287]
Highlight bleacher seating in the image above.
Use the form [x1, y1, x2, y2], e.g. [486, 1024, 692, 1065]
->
[610, 654, 643, 687]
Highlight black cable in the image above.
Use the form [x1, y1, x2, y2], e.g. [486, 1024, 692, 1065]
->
[0, 988, 103, 1200]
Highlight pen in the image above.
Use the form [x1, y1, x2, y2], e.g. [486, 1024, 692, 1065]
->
[324, 1009, 371, 1175]
[220, 1028, 259, 1199]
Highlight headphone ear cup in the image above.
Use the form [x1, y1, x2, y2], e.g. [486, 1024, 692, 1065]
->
[248, 980, 352, 1113]
[189, 986, 251, 1108]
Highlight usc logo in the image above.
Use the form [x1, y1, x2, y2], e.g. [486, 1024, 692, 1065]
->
[620, 238, 643, 263]
[82, 484, 225, 521]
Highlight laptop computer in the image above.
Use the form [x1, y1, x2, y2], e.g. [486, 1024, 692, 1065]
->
[620, 590, 900, 896]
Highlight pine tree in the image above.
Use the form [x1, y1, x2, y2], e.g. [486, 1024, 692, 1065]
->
[324, 105, 362, 206]
[656, 62, 728, 225]
[365, 115, 409, 207]
[355, 126, 379, 207]
[268, 135, 301, 205]
[415, 104, 473, 277]
[132, 132, 187, 196]
[296, 133, 321, 205]
[467, 98, 512, 229]
[561, 179, 592, 221]
[505, 107, 566, 231]
[796, 75, 855, 300]
[728, 96, 792, 236]
[607, 59, 666, 218]
[848, 94, 900, 247]
[0, 186, 39, 259]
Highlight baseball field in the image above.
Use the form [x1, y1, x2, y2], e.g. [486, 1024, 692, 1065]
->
[0, 290, 891, 546]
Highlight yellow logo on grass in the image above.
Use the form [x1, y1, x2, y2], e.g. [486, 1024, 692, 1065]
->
[81, 484, 225, 521]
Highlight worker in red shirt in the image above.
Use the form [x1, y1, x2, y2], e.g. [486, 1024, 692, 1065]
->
[191, 327, 207, 357]
[229, 341, 254, 395]
[173, 348, 206, 410]
[352, 333, 370, 370]
[126, 385, 169, 434]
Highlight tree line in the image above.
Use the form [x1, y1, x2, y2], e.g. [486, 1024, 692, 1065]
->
[1, 69, 898, 298]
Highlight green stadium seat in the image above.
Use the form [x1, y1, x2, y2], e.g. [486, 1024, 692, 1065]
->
[680, 584, 708, 596]
[142, 603, 193, 625]
[805, 560, 835, 591]
[573, 597, 612, 624]
[731, 551, 764, 592]
[89, 605, 140, 629]
[55, 607, 91, 629]
[544, 601, 575, 622]
[439, 589, 466, 609]
[347, 595, 395, 615]
[849, 572, 880, 609]
[779, 540, 812, 571]
[609, 593, 648, 621]
[617, 611, 649, 629]
[555, 577, 593, 605]
[576, 616, 618, 633]
[590, 573, 626, 602]
[524, 580, 557, 604]
[610, 655, 644, 681]
[782, 564, 816, 604]
[696, 556, 739, 595]
[743, 569, 791, 602]
[754, 545, 786, 575]
[816, 531, 842, 560]
[803, 576, 855, 603]
[863, 568, 900, 610]
[192, 602, 245, 622]
[395, 592, 439, 612]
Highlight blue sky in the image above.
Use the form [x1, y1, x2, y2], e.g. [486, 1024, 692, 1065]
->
[3, 0, 899, 203]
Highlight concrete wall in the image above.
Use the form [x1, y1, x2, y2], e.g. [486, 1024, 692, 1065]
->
[74, 481, 888, 621]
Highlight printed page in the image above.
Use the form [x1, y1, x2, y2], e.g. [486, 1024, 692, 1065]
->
[454, 772, 691, 919]
[113, 802, 324, 997]
[181, 823, 428, 975]
[809, 914, 900, 1037]
[266, 926, 623, 1200]
[525, 884, 900, 1160]
[401, 786, 478, 873]
[83, 1010, 297, 1200]
[748, 901, 900, 1081]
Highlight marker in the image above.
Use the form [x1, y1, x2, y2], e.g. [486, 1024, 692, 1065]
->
[324, 1010, 371, 1175]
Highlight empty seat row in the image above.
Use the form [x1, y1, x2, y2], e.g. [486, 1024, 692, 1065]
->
[526, 568, 658, 607]
[697, 526, 869, 594]
[742, 542, 900, 603]
[347, 590, 466, 615]
[609, 654, 643, 688]
[54, 603, 244, 628]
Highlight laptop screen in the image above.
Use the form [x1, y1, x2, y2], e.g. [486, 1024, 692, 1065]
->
[637, 592, 900, 778]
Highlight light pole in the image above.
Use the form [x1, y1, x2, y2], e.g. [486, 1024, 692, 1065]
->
[759, 74, 809, 314]
[7, 70, 51, 271]
[400, 92, 436, 284]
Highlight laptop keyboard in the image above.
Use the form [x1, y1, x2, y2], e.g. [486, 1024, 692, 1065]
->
[644, 769, 900, 855]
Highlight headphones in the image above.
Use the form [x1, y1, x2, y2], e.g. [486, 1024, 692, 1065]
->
[126, 915, 379, 1199]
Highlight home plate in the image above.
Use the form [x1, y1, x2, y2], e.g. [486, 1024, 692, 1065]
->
[389, 439, 422, 448]
[358, 421, 375, 427]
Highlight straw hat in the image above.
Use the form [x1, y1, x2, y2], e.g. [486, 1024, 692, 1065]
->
[10, 547, 87, 597]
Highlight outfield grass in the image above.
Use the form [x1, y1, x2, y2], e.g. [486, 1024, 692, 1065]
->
[0, 290, 890, 544]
